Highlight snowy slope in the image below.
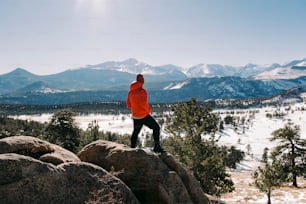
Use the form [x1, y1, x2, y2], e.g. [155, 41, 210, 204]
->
[254, 66, 306, 79]
[216, 104, 306, 160]
[185, 64, 238, 78]
[254, 58, 306, 80]
[81, 58, 186, 78]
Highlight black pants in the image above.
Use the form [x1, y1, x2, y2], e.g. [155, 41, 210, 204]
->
[131, 115, 160, 147]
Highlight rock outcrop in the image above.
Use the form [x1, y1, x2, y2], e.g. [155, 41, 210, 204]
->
[0, 136, 222, 204]
[0, 135, 80, 165]
[78, 140, 211, 204]
[0, 153, 139, 204]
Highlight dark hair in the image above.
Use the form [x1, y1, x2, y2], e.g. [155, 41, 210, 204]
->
[136, 74, 144, 83]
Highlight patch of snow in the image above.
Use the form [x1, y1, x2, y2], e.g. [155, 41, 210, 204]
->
[163, 81, 189, 90]
[37, 88, 65, 94]
[297, 61, 306, 66]
[254, 66, 306, 80]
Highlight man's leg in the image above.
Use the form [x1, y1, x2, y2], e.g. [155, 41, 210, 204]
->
[142, 115, 160, 143]
[131, 119, 143, 148]
[143, 115, 165, 153]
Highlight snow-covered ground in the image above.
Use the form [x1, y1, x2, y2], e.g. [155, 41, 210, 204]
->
[222, 167, 306, 204]
[14, 113, 134, 135]
[216, 104, 306, 160]
[216, 104, 306, 203]
[12, 102, 306, 203]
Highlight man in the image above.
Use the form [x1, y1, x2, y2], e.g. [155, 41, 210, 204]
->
[126, 74, 165, 153]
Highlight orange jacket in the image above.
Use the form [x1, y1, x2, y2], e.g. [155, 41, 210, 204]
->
[126, 81, 151, 118]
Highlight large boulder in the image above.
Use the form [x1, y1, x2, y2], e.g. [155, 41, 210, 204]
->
[0, 153, 139, 204]
[78, 140, 211, 204]
[0, 136, 80, 165]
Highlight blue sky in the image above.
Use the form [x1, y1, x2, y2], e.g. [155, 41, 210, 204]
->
[1, 0, 306, 75]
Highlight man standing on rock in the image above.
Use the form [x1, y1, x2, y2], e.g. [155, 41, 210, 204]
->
[126, 74, 165, 153]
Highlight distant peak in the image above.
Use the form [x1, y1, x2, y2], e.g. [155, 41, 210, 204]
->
[243, 63, 257, 68]
[6, 68, 34, 76]
[13, 68, 28, 72]
[122, 58, 139, 64]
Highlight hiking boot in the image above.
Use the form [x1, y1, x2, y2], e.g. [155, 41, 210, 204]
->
[153, 144, 166, 153]
[130, 142, 136, 148]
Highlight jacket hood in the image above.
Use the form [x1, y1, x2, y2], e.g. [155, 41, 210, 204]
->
[129, 81, 143, 91]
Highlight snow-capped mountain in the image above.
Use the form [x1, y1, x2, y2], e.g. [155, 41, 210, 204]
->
[184, 63, 281, 78]
[1, 58, 306, 104]
[83, 58, 285, 79]
[181, 59, 306, 79]
[80, 58, 187, 79]
[254, 58, 306, 80]
[185, 64, 238, 78]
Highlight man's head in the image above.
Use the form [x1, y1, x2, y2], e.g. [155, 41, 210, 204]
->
[136, 74, 144, 84]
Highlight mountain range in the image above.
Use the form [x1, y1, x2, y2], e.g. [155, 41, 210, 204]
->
[1, 58, 306, 104]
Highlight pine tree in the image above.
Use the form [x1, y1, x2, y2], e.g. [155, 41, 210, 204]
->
[253, 160, 287, 204]
[165, 98, 234, 196]
[270, 122, 306, 187]
[88, 120, 99, 141]
[246, 144, 252, 156]
[80, 120, 100, 147]
[45, 109, 80, 153]
[222, 146, 245, 169]
[262, 147, 269, 163]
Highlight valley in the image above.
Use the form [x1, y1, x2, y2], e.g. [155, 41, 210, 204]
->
[11, 100, 306, 203]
